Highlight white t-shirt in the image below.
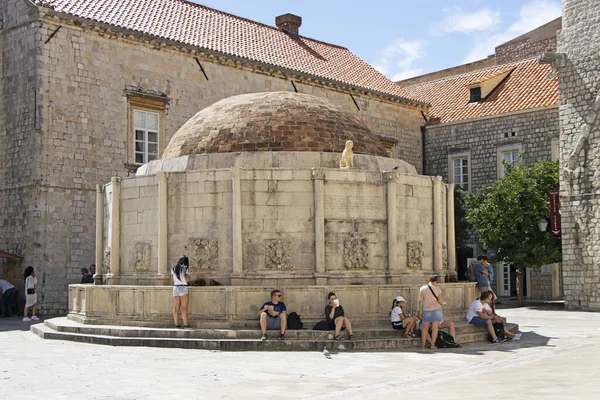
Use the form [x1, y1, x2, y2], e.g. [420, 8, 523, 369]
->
[171, 266, 189, 286]
[390, 306, 404, 322]
[0, 279, 14, 292]
[466, 299, 487, 322]
[25, 276, 37, 291]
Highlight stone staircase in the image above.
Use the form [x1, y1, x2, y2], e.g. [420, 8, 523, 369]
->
[31, 317, 518, 351]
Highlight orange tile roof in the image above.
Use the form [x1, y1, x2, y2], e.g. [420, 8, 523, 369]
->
[34, 0, 424, 104]
[401, 58, 559, 125]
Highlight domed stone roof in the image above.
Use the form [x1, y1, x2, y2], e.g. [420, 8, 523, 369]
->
[162, 92, 388, 159]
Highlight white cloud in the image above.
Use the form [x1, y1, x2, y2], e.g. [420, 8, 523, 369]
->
[461, 0, 561, 63]
[372, 38, 425, 81]
[438, 7, 501, 34]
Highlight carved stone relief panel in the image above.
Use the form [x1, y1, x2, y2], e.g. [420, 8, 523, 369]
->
[103, 247, 111, 274]
[407, 241, 424, 269]
[188, 238, 219, 269]
[264, 239, 293, 270]
[132, 243, 151, 271]
[343, 238, 369, 269]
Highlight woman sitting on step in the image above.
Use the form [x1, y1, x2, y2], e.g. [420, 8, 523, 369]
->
[172, 255, 191, 329]
[390, 296, 417, 338]
[324, 292, 354, 341]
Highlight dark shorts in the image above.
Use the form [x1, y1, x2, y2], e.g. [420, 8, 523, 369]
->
[391, 321, 404, 330]
[469, 316, 489, 327]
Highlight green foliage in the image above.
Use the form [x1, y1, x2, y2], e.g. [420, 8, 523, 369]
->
[465, 159, 561, 270]
[454, 185, 471, 250]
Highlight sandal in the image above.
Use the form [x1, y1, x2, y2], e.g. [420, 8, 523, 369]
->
[349, 335, 355, 341]
[334, 335, 342, 341]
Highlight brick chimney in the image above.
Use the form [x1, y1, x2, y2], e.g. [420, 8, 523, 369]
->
[275, 13, 302, 36]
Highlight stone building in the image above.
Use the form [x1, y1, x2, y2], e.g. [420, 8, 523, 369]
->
[545, 0, 600, 311]
[400, 21, 563, 300]
[0, 0, 427, 314]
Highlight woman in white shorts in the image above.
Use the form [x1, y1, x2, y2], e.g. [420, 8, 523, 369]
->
[23, 266, 39, 322]
[172, 256, 191, 328]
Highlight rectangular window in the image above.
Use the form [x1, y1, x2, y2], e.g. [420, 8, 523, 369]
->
[448, 151, 471, 191]
[497, 144, 522, 178]
[133, 109, 160, 164]
[502, 151, 520, 168]
[452, 158, 469, 191]
[469, 87, 482, 103]
[126, 94, 168, 168]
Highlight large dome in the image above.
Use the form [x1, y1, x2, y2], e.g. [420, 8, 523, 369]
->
[162, 92, 389, 159]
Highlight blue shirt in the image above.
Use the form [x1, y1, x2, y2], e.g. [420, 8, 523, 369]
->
[260, 301, 286, 318]
[474, 262, 490, 287]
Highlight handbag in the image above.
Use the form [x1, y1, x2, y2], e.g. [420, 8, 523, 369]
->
[27, 288, 35, 295]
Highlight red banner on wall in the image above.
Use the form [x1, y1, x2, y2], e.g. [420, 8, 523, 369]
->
[550, 191, 561, 235]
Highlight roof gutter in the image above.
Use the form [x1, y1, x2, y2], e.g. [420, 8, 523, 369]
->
[35, 5, 430, 109]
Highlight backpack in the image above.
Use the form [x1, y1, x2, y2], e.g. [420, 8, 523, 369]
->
[432, 329, 461, 348]
[465, 263, 475, 281]
[488, 322, 505, 342]
[313, 320, 329, 330]
[287, 312, 303, 330]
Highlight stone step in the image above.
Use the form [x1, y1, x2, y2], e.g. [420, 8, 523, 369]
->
[31, 318, 519, 352]
[47, 317, 495, 339]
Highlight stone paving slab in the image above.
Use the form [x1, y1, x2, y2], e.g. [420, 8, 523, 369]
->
[1, 307, 600, 399]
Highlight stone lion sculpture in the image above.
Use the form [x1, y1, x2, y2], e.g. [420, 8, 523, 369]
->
[339, 140, 354, 169]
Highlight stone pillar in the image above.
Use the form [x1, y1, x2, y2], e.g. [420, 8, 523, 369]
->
[551, 263, 562, 299]
[231, 168, 243, 284]
[109, 177, 121, 282]
[312, 168, 327, 284]
[94, 184, 104, 285]
[446, 183, 458, 282]
[157, 172, 169, 282]
[432, 176, 443, 276]
[385, 171, 398, 283]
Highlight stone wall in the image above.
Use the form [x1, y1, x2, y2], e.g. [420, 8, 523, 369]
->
[0, 5, 425, 315]
[424, 107, 559, 192]
[102, 166, 453, 287]
[0, 0, 41, 303]
[556, 0, 600, 311]
[396, 56, 496, 88]
[495, 18, 560, 65]
[68, 283, 479, 327]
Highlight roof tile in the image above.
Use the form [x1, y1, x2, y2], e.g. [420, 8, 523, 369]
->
[34, 0, 422, 103]
[401, 58, 559, 125]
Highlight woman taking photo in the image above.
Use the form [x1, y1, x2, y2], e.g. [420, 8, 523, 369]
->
[172, 256, 191, 328]
[23, 266, 39, 322]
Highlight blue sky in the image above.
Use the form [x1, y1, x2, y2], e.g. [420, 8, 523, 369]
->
[192, 0, 561, 81]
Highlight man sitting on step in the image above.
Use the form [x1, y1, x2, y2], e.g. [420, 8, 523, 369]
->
[259, 289, 287, 340]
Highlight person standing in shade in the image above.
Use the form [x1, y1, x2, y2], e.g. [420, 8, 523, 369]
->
[474, 255, 498, 307]
[80, 268, 94, 284]
[172, 255, 191, 328]
[0, 279, 16, 317]
[324, 292, 354, 341]
[259, 289, 287, 340]
[23, 266, 39, 322]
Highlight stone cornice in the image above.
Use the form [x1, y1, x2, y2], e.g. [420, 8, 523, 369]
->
[35, 8, 429, 111]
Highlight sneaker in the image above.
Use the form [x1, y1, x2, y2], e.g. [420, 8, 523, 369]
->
[261, 333, 267, 341]
[31, 316, 39, 321]
[23, 317, 31, 322]
[278, 333, 285, 340]
[512, 333, 522, 341]
[492, 338, 500, 343]
[501, 337, 510, 342]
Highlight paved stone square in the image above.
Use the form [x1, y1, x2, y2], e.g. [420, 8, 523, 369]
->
[1, 305, 599, 399]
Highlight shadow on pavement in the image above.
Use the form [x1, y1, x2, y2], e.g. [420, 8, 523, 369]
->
[0, 316, 43, 332]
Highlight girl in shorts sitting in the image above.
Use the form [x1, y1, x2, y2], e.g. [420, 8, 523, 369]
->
[390, 296, 417, 338]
